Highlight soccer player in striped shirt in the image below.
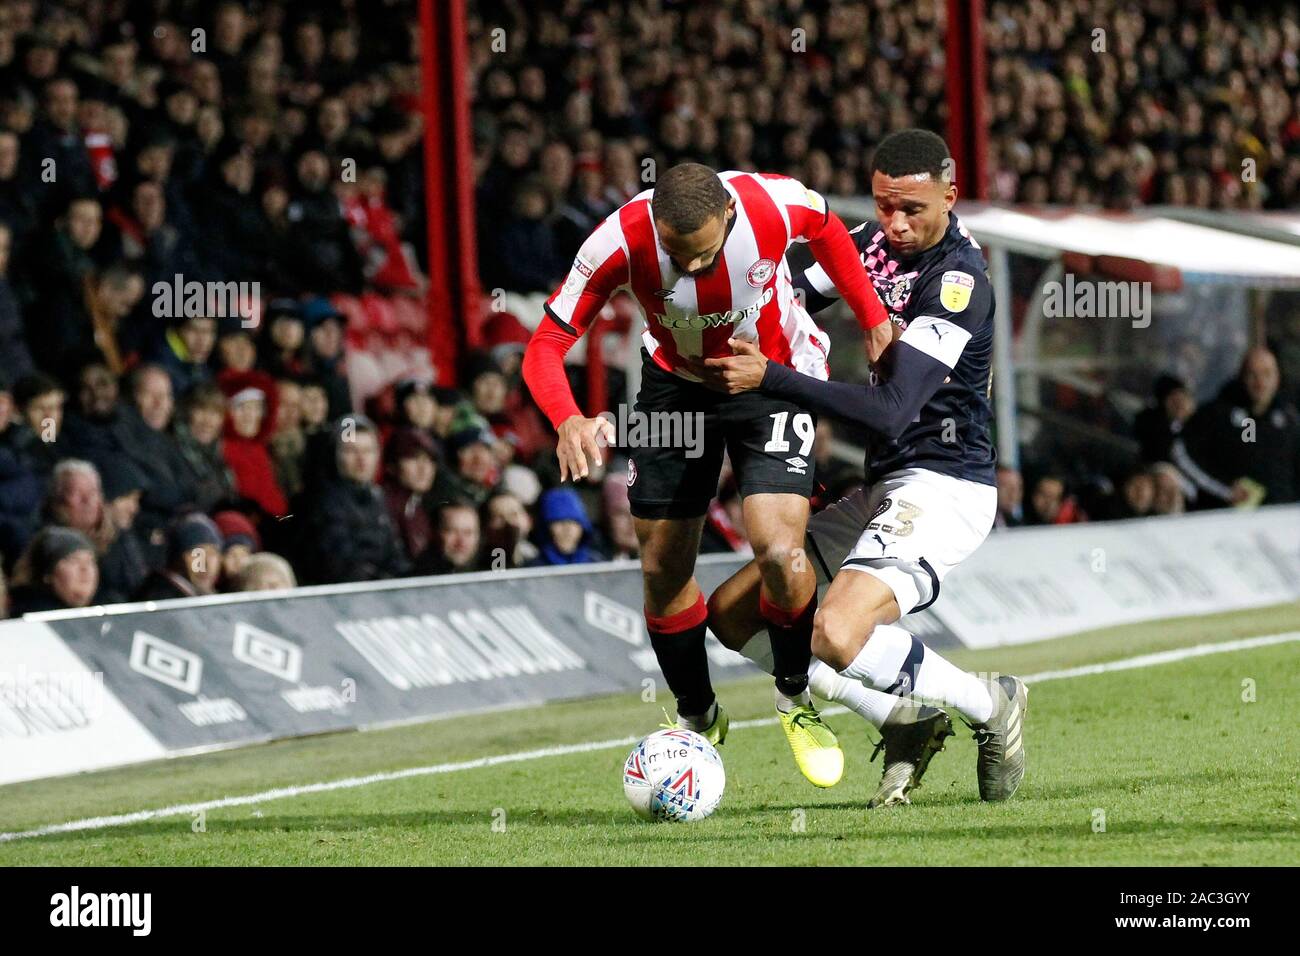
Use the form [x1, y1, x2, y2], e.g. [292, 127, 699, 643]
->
[523, 163, 892, 787]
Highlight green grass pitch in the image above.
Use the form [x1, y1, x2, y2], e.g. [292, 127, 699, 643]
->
[2, 603, 1297, 866]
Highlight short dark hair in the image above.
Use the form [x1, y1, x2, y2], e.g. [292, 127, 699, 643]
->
[438, 498, 478, 525]
[13, 372, 63, 407]
[870, 129, 952, 182]
[651, 163, 728, 234]
[181, 381, 226, 416]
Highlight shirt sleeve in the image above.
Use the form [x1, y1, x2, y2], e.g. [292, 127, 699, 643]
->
[759, 259, 991, 439]
[760, 343, 953, 440]
[525, 215, 630, 428]
[789, 220, 870, 315]
[542, 214, 629, 337]
[895, 263, 992, 367]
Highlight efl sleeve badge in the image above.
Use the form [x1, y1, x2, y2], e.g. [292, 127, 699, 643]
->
[939, 270, 975, 313]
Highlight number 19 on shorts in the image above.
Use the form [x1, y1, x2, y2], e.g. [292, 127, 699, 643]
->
[764, 411, 815, 455]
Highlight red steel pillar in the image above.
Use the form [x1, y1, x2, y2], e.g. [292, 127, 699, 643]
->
[945, 0, 988, 199]
[419, 0, 480, 384]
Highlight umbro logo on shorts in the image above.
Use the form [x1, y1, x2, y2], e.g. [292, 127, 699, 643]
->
[785, 456, 807, 475]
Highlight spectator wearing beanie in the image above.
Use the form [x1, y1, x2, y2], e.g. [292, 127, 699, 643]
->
[480, 312, 531, 379]
[217, 368, 288, 517]
[446, 425, 501, 508]
[213, 509, 261, 588]
[135, 513, 224, 600]
[303, 416, 410, 583]
[381, 427, 441, 565]
[528, 488, 605, 567]
[300, 298, 352, 420]
[95, 456, 151, 603]
[8, 526, 99, 616]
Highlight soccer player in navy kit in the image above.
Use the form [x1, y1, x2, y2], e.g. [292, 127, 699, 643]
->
[703, 130, 1028, 807]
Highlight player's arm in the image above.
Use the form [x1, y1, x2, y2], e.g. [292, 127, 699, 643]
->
[759, 340, 953, 440]
[787, 221, 870, 316]
[707, 267, 987, 439]
[780, 188, 890, 360]
[521, 223, 626, 480]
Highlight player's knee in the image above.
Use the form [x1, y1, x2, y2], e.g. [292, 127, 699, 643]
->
[810, 606, 858, 670]
[752, 539, 801, 585]
[639, 548, 689, 595]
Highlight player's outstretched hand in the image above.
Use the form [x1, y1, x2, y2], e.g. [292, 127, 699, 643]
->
[701, 338, 769, 394]
[556, 414, 616, 482]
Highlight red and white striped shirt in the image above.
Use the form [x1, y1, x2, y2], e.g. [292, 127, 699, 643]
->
[525, 171, 886, 428]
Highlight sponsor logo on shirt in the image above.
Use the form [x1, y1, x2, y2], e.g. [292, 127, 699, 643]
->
[657, 287, 774, 330]
[561, 254, 596, 295]
[939, 270, 975, 313]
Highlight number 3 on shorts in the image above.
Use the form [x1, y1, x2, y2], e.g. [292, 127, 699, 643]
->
[763, 411, 814, 455]
[869, 498, 922, 538]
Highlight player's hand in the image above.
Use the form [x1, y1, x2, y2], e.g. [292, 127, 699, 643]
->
[702, 338, 769, 394]
[556, 414, 616, 482]
[865, 318, 900, 364]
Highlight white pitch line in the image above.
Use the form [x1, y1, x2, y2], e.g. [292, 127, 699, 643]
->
[2, 631, 1296, 844]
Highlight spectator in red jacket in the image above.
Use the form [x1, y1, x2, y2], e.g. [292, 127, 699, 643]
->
[216, 369, 287, 518]
[341, 165, 420, 292]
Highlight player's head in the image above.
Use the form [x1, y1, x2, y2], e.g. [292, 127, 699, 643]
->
[870, 129, 957, 257]
[652, 163, 735, 277]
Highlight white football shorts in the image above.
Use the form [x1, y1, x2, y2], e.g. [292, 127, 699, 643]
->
[804, 467, 997, 615]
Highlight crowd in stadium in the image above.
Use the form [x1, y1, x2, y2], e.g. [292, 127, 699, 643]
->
[473, 0, 1300, 297]
[0, 0, 441, 616]
[469, 0, 1298, 513]
[0, 0, 1297, 617]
